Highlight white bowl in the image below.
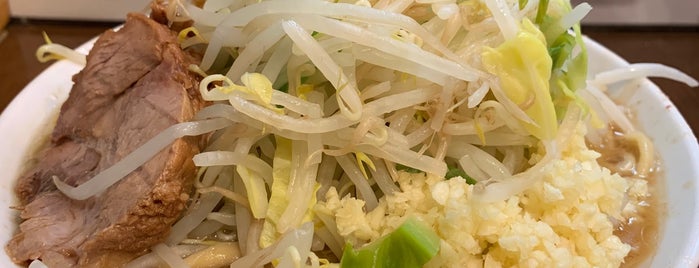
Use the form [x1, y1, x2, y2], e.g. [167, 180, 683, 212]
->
[584, 37, 699, 267]
[0, 37, 696, 267]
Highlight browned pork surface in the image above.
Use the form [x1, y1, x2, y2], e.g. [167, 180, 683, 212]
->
[5, 13, 204, 267]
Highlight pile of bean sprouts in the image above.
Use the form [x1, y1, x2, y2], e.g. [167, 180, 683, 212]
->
[37, 0, 697, 267]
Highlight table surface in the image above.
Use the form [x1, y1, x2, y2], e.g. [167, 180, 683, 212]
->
[0, 20, 697, 139]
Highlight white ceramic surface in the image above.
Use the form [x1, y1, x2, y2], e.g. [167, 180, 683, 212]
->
[0, 37, 696, 267]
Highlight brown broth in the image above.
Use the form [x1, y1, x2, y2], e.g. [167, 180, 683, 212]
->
[587, 125, 666, 268]
[617, 172, 664, 268]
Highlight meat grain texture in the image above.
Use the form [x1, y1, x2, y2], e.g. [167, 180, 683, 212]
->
[6, 13, 204, 267]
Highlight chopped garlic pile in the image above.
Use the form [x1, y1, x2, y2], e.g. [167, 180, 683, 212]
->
[315, 123, 649, 267]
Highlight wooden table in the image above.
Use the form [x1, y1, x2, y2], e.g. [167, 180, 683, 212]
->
[0, 20, 697, 139]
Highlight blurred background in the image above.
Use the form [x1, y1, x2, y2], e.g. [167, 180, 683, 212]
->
[572, 0, 698, 25]
[7, 0, 149, 21]
[2, 0, 697, 25]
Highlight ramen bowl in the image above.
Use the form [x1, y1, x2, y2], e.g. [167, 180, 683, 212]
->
[0, 36, 696, 267]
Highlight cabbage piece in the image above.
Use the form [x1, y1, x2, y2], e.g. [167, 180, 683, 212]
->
[259, 136, 294, 248]
[259, 137, 316, 247]
[339, 217, 439, 268]
[550, 24, 588, 118]
[236, 162, 269, 219]
[481, 19, 557, 140]
[540, 2, 589, 119]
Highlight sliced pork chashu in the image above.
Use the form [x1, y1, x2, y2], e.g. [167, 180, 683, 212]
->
[6, 13, 204, 267]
